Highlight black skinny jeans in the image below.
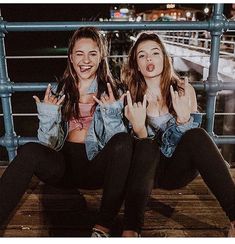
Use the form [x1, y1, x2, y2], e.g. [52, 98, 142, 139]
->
[0, 133, 132, 229]
[155, 128, 235, 222]
[0, 132, 158, 234]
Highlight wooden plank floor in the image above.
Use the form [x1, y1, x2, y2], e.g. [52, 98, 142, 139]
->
[0, 166, 234, 237]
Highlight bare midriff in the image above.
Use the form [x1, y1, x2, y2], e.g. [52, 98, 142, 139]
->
[67, 127, 88, 143]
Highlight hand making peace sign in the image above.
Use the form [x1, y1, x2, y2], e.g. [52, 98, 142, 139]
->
[33, 84, 65, 106]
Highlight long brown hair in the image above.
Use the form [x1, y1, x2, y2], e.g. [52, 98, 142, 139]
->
[57, 27, 118, 121]
[122, 32, 182, 114]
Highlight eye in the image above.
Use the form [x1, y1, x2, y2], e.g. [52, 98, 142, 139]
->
[138, 54, 145, 59]
[153, 52, 160, 56]
[90, 52, 98, 57]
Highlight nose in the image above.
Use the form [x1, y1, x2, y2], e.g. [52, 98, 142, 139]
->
[146, 55, 152, 62]
[82, 54, 90, 63]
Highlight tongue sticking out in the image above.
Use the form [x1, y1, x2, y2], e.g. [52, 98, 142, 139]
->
[146, 64, 155, 72]
[81, 66, 91, 72]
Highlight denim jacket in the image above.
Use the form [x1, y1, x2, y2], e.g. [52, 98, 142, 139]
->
[36, 78, 127, 160]
[147, 112, 203, 157]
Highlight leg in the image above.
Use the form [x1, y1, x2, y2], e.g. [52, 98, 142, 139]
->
[123, 138, 160, 235]
[0, 142, 67, 225]
[79, 133, 133, 233]
[158, 128, 235, 222]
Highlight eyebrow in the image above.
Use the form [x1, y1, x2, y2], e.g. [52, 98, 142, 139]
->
[137, 47, 160, 55]
[74, 50, 98, 53]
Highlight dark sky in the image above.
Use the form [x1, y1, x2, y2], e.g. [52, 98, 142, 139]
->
[0, 3, 231, 21]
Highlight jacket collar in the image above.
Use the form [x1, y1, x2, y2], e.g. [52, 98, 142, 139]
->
[86, 77, 98, 94]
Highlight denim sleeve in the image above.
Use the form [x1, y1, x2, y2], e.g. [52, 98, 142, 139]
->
[161, 113, 202, 157]
[36, 102, 64, 150]
[100, 100, 127, 142]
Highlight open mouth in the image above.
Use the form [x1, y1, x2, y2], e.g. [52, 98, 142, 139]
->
[146, 64, 155, 72]
[80, 65, 92, 72]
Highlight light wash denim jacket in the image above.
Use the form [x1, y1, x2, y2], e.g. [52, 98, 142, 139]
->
[147, 112, 203, 157]
[36, 78, 127, 160]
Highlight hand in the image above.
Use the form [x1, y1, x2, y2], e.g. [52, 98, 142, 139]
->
[170, 77, 191, 124]
[92, 83, 125, 106]
[33, 83, 65, 105]
[124, 91, 147, 138]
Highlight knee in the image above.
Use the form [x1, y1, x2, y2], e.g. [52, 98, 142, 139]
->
[183, 128, 209, 143]
[110, 132, 133, 153]
[17, 142, 45, 162]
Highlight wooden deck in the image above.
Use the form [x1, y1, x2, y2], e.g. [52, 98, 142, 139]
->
[0, 166, 234, 237]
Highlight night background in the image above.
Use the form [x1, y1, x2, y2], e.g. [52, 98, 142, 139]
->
[0, 3, 234, 162]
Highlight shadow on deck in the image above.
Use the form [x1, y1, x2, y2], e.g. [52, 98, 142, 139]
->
[0, 167, 233, 237]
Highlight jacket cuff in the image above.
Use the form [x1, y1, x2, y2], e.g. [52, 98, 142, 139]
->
[37, 102, 61, 115]
[100, 100, 124, 117]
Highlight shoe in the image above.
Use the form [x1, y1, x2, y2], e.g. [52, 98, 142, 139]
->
[228, 223, 235, 237]
[91, 228, 110, 237]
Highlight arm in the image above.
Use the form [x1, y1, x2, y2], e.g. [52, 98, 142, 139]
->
[161, 78, 202, 157]
[33, 84, 66, 150]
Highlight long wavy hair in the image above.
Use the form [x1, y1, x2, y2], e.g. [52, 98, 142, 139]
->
[122, 32, 182, 114]
[57, 27, 118, 121]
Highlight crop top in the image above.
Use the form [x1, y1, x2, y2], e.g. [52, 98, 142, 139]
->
[69, 103, 94, 132]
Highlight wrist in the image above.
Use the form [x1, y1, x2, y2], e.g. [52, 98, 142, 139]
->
[176, 115, 191, 125]
[133, 126, 147, 138]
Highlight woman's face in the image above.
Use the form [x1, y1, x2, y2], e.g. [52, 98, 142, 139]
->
[136, 40, 164, 80]
[70, 38, 101, 82]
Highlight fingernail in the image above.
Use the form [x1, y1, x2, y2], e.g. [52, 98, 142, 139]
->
[48, 83, 51, 87]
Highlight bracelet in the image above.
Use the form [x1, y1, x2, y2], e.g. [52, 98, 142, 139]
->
[176, 117, 191, 125]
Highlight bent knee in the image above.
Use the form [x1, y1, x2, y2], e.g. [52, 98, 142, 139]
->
[110, 132, 132, 148]
[17, 142, 48, 158]
[183, 128, 208, 141]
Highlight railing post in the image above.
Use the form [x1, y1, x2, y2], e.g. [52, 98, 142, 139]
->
[0, 12, 17, 162]
[205, 3, 224, 135]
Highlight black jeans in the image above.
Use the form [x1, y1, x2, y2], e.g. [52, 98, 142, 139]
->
[155, 128, 235, 222]
[0, 132, 158, 234]
[0, 133, 132, 229]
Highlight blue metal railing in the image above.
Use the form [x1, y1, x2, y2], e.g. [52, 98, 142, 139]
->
[0, 4, 235, 162]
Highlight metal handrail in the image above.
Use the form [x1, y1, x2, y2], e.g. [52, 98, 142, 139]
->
[0, 3, 235, 163]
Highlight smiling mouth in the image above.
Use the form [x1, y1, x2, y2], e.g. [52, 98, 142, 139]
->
[146, 64, 155, 72]
[80, 65, 92, 72]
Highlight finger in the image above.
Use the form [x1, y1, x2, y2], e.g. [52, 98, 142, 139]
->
[104, 95, 109, 101]
[174, 90, 179, 100]
[33, 95, 40, 103]
[170, 85, 175, 100]
[143, 94, 147, 108]
[126, 91, 133, 108]
[184, 77, 189, 96]
[56, 95, 66, 106]
[101, 96, 107, 104]
[137, 102, 142, 107]
[44, 84, 51, 102]
[93, 96, 102, 105]
[50, 95, 57, 103]
[119, 93, 126, 102]
[133, 103, 137, 108]
[107, 83, 115, 100]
